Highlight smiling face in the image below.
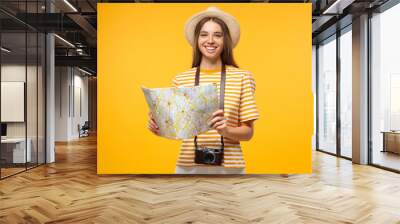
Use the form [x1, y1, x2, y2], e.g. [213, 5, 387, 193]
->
[197, 20, 224, 62]
[191, 17, 237, 68]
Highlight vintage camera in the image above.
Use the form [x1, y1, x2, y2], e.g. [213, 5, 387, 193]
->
[194, 147, 224, 165]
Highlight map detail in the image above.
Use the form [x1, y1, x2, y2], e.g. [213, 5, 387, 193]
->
[142, 84, 219, 139]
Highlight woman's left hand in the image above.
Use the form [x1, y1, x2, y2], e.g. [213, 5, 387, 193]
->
[208, 109, 230, 136]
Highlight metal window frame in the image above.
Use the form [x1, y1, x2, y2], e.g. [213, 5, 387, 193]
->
[316, 0, 400, 173]
[315, 23, 353, 162]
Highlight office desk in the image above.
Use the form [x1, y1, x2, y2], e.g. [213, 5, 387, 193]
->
[1, 138, 31, 163]
[382, 131, 400, 154]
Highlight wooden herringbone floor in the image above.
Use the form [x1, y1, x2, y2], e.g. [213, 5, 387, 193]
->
[1, 134, 400, 224]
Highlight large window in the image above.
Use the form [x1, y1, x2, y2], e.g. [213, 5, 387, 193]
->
[317, 26, 353, 159]
[371, 3, 400, 171]
[340, 27, 352, 158]
[317, 35, 337, 154]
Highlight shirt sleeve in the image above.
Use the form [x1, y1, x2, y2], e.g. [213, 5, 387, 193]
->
[172, 76, 179, 87]
[239, 72, 260, 123]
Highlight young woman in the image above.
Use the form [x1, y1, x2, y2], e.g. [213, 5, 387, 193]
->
[148, 7, 259, 174]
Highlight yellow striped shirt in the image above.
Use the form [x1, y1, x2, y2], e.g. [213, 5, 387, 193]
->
[172, 66, 259, 168]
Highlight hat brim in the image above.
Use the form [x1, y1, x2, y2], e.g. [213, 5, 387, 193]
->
[184, 8, 240, 48]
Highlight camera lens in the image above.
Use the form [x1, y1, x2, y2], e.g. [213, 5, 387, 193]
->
[204, 151, 216, 164]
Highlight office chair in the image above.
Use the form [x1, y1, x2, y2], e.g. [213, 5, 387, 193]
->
[79, 121, 90, 138]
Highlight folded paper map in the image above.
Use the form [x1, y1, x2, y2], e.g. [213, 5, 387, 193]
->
[142, 84, 219, 139]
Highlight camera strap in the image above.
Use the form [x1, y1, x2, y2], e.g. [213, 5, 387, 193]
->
[194, 64, 226, 150]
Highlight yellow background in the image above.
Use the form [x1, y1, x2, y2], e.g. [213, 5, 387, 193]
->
[98, 3, 313, 174]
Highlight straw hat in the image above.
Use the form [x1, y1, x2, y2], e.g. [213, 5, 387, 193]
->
[184, 7, 240, 48]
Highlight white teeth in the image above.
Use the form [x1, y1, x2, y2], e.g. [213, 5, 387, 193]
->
[204, 46, 217, 54]
[205, 46, 217, 53]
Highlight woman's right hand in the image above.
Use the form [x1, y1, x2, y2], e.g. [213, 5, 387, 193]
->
[148, 112, 160, 136]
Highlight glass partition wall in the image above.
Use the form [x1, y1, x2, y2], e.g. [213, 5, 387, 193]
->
[0, 30, 27, 177]
[0, 1, 46, 179]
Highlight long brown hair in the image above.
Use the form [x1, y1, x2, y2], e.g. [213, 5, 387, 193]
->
[191, 17, 238, 68]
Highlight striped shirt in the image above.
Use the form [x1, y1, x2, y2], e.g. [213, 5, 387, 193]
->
[172, 66, 259, 168]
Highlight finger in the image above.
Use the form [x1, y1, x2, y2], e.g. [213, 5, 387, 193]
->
[149, 121, 159, 131]
[209, 110, 224, 123]
[150, 123, 158, 131]
[212, 109, 224, 117]
[149, 117, 158, 127]
[148, 122, 155, 130]
[150, 119, 159, 129]
[212, 120, 226, 129]
[215, 123, 227, 131]
[208, 116, 224, 127]
[148, 124, 159, 135]
[148, 119, 157, 129]
[209, 116, 224, 124]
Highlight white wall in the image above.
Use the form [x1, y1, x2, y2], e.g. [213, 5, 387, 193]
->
[1, 65, 26, 134]
[55, 67, 70, 141]
[72, 73, 89, 138]
[55, 67, 89, 141]
[1, 63, 46, 164]
[1, 82, 25, 122]
[1, 65, 39, 138]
